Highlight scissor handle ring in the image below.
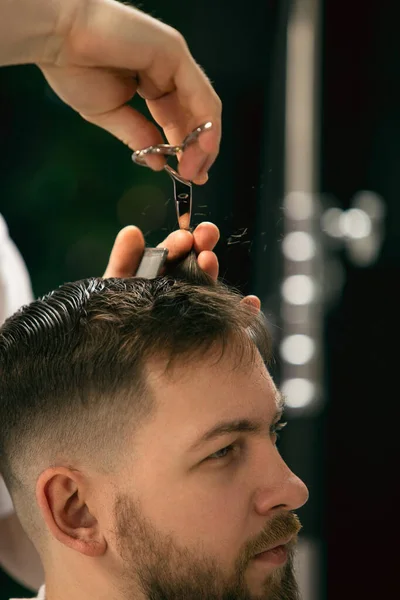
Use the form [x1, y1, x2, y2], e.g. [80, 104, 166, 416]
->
[131, 122, 212, 169]
[132, 144, 182, 166]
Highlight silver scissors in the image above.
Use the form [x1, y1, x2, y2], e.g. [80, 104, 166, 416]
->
[132, 122, 212, 230]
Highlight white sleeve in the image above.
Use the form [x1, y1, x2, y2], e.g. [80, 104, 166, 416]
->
[0, 214, 34, 323]
[0, 214, 34, 518]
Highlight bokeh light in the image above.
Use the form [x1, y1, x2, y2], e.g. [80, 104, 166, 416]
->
[280, 334, 315, 365]
[281, 274, 316, 305]
[281, 378, 316, 409]
[339, 208, 372, 239]
[284, 191, 315, 220]
[282, 231, 316, 261]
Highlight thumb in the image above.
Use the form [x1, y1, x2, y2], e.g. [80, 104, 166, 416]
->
[103, 226, 145, 278]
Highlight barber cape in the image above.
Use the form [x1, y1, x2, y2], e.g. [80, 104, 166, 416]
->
[9, 586, 45, 600]
[0, 213, 34, 517]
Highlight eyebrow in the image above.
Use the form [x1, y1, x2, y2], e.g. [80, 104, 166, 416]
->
[188, 392, 286, 452]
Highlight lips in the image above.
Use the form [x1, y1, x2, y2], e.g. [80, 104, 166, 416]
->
[254, 535, 294, 557]
[252, 544, 288, 566]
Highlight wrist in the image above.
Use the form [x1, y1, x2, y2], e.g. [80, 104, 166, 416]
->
[0, 0, 82, 66]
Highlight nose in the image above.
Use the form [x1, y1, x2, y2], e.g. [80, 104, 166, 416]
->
[253, 449, 309, 515]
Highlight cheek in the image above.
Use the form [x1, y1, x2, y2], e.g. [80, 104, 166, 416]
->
[144, 475, 250, 556]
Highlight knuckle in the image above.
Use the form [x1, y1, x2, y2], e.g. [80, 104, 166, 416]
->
[173, 29, 188, 50]
[166, 26, 188, 52]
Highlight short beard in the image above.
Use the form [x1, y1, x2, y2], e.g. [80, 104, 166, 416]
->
[266, 549, 301, 600]
[114, 494, 301, 600]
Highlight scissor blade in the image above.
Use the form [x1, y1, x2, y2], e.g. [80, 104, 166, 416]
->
[165, 165, 192, 230]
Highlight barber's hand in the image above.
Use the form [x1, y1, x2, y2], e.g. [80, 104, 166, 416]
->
[38, 0, 221, 184]
[103, 223, 261, 311]
[103, 222, 220, 280]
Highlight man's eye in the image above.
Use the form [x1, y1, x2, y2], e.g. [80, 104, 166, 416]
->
[205, 423, 288, 462]
[207, 443, 237, 461]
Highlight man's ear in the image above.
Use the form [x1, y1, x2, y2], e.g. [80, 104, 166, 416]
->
[36, 467, 107, 557]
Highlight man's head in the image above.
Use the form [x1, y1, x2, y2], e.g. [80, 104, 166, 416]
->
[0, 262, 308, 600]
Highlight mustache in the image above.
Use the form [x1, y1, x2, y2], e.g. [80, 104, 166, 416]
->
[250, 512, 302, 556]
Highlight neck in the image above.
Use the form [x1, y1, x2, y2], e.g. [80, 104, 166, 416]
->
[44, 568, 145, 600]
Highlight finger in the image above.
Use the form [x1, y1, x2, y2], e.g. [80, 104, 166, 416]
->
[157, 229, 193, 262]
[240, 295, 261, 312]
[83, 104, 167, 171]
[103, 226, 145, 278]
[192, 154, 215, 184]
[173, 58, 221, 182]
[178, 127, 219, 183]
[192, 173, 209, 185]
[41, 63, 168, 172]
[147, 58, 222, 182]
[197, 250, 219, 281]
[161, 113, 220, 183]
[193, 222, 220, 253]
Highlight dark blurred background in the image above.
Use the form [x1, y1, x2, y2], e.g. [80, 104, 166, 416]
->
[0, 0, 398, 599]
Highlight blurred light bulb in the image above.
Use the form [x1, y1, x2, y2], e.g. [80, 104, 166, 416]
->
[353, 190, 386, 221]
[281, 378, 316, 408]
[284, 192, 314, 220]
[281, 275, 315, 305]
[346, 233, 381, 266]
[280, 334, 315, 365]
[321, 207, 343, 238]
[282, 232, 316, 261]
[339, 209, 371, 239]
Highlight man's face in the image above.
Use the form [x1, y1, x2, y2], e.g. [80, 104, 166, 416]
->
[105, 347, 309, 600]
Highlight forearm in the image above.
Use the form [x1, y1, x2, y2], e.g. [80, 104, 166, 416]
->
[0, 0, 81, 66]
